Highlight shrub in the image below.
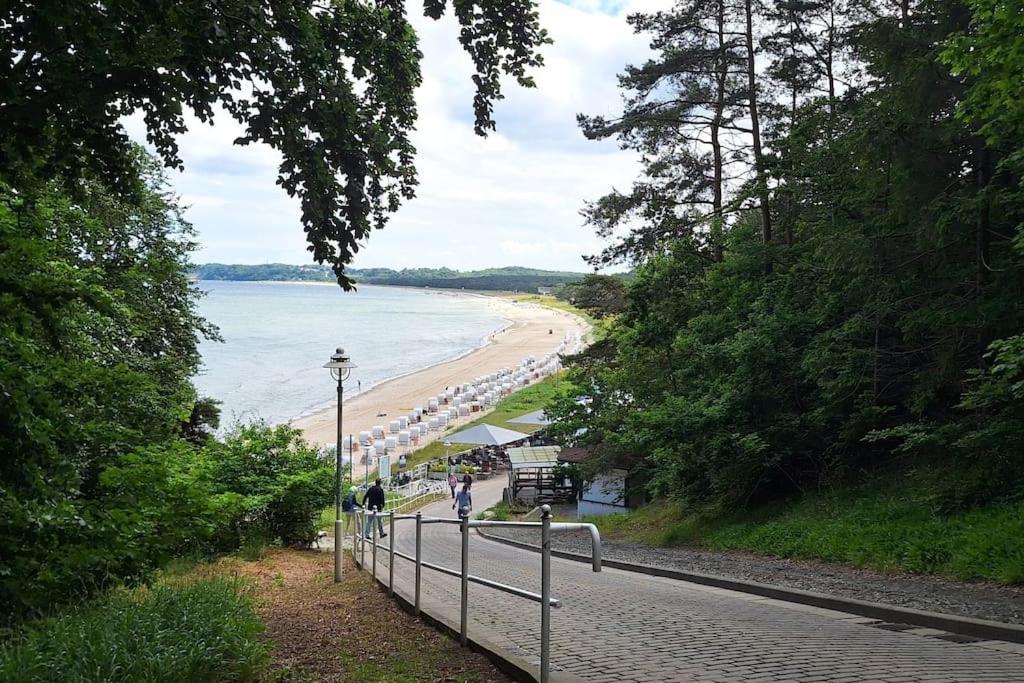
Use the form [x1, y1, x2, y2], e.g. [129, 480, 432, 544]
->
[205, 423, 335, 547]
[0, 441, 218, 623]
[0, 576, 267, 682]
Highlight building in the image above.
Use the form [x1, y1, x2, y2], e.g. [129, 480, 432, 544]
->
[558, 446, 643, 517]
[537, 286, 553, 295]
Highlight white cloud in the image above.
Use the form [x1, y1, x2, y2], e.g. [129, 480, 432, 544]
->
[131, 0, 660, 272]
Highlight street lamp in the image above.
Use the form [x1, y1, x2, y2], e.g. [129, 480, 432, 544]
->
[324, 347, 356, 583]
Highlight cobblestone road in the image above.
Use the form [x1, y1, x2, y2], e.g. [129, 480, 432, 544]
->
[362, 478, 1024, 682]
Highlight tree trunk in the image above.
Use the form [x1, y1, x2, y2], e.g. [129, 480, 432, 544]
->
[711, 0, 727, 261]
[975, 141, 990, 290]
[744, 0, 772, 244]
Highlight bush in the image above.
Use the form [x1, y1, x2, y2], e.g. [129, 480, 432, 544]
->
[0, 576, 267, 682]
[2, 422, 333, 624]
[205, 423, 334, 548]
[0, 441, 221, 623]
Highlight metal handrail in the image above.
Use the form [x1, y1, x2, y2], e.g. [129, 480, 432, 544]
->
[473, 520, 603, 573]
[353, 504, 602, 683]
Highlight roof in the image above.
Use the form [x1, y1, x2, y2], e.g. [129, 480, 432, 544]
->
[507, 445, 562, 470]
[443, 423, 531, 446]
[557, 446, 596, 464]
[507, 409, 552, 426]
[557, 445, 639, 469]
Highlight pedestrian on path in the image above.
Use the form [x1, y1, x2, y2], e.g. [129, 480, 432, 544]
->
[362, 478, 387, 538]
[448, 472, 458, 499]
[341, 485, 361, 533]
[462, 472, 473, 490]
[453, 484, 472, 517]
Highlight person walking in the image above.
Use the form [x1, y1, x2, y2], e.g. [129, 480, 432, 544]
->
[453, 483, 472, 517]
[448, 472, 458, 499]
[362, 478, 387, 538]
[341, 485, 362, 534]
[462, 472, 473, 490]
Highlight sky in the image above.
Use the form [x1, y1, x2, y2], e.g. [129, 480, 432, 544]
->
[127, 0, 662, 272]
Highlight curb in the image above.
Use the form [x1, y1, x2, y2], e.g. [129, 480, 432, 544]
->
[355, 555, 586, 683]
[476, 529, 1024, 645]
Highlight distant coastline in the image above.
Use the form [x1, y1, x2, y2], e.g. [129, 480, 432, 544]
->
[192, 263, 586, 292]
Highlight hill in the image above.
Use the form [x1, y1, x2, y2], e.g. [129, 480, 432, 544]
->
[192, 263, 589, 292]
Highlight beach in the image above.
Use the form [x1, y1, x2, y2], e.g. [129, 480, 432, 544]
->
[293, 295, 588, 448]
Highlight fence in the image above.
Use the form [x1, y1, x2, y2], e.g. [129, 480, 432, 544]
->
[389, 481, 447, 514]
[353, 504, 601, 683]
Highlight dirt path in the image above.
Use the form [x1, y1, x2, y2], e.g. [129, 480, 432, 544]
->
[215, 549, 510, 682]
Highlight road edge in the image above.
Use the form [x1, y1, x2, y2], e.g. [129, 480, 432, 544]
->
[476, 528, 1024, 645]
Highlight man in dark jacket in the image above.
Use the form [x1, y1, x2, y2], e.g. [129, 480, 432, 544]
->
[362, 478, 387, 538]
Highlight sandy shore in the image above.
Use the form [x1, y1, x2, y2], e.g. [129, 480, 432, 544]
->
[293, 295, 588, 449]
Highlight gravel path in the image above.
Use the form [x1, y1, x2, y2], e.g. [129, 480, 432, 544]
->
[481, 526, 1024, 625]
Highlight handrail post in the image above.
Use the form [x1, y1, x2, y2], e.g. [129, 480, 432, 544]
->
[540, 504, 552, 683]
[460, 506, 469, 645]
[334, 515, 344, 581]
[415, 511, 423, 615]
[372, 507, 378, 580]
[360, 508, 366, 568]
[388, 509, 395, 595]
[352, 506, 358, 563]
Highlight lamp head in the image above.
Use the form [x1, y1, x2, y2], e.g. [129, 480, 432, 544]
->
[324, 346, 357, 381]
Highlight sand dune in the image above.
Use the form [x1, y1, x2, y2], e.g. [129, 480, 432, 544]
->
[293, 296, 588, 452]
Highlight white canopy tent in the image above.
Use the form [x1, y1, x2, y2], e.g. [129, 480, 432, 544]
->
[443, 423, 530, 446]
[507, 409, 552, 426]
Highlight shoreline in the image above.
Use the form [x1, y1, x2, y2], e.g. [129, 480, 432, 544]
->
[292, 294, 588, 449]
[287, 310, 516, 424]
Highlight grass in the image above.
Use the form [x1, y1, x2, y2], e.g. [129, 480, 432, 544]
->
[582, 476, 1024, 584]
[211, 548, 508, 682]
[402, 375, 566, 470]
[480, 500, 530, 521]
[495, 292, 596, 326]
[0, 576, 267, 682]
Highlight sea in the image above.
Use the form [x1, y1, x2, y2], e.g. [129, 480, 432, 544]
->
[193, 281, 510, 428]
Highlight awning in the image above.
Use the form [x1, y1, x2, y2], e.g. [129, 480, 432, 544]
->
[507, 445, 562, 470]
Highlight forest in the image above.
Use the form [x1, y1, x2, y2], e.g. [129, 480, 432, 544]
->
[194, 263, 588, 291]
[546, 0, 1024, 579]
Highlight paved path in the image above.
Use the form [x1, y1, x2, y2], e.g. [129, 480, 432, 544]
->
[362, 477, 1024, 682]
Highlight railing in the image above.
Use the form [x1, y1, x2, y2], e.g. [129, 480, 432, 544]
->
[389, 481, 446, 514]
[353, 504, 601, 683]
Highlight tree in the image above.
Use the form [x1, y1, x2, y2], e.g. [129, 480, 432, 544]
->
[0, 150, 217, 620]
[570, 274, 628, 318]
[578, 0, 750, 266]
[0, 0, 549, 287]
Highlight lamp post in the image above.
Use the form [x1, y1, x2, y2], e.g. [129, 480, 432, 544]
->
[324, 347, 356, 583]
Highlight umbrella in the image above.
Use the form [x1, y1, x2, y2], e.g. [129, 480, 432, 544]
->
[443, 423, 531, 446]
[507, 409, 551, 426]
